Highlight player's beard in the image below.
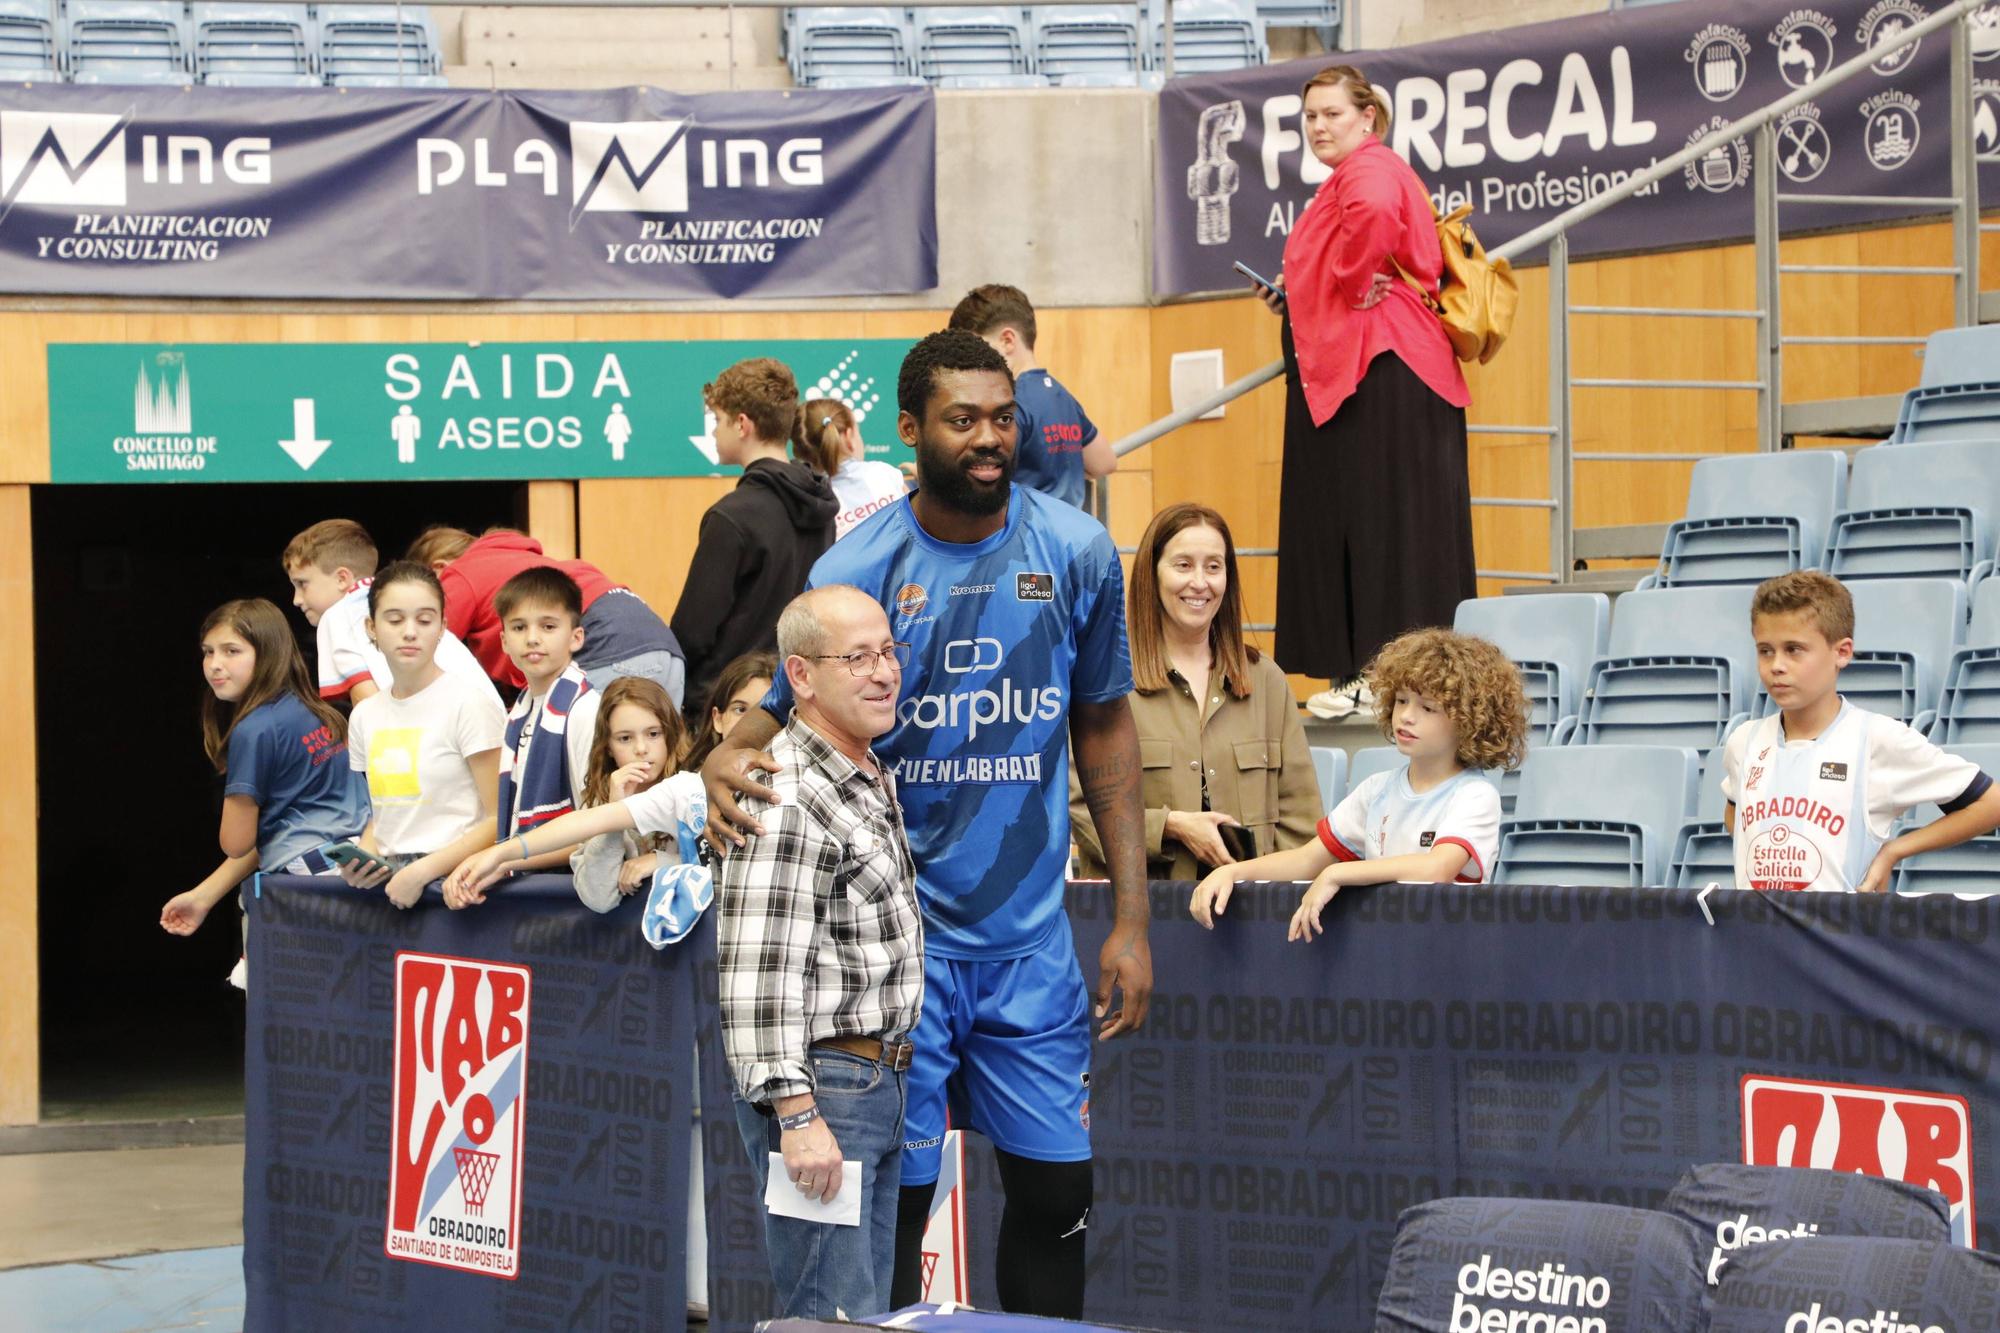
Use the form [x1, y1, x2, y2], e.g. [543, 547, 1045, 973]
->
[916, 439, 1014, 517]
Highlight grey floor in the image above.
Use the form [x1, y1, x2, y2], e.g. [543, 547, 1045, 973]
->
[0, 1144, 246, 1331]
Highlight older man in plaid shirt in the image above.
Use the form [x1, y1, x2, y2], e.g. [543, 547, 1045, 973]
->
[719, 583, 924, 1321]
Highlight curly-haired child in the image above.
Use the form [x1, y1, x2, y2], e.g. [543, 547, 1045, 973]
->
[1190, 627, 1530, 940]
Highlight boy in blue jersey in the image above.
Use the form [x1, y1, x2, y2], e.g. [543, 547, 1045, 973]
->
[949, 284, 1117, 511]
[704, 330, 1151, 1320]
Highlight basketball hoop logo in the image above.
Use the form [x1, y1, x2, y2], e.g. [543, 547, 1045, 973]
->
[385, 951, 532, 1279]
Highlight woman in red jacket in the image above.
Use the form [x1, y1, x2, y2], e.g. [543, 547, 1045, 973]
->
[1249, 65, 1476, 720]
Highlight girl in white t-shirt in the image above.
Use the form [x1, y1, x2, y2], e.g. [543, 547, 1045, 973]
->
[1190, 628, 1530, 940]
[796, 397, 908, 540]
[340, 561, 507, 908]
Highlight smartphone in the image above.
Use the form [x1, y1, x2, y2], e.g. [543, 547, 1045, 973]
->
[322, 841, 392, 875]
[1232, 260, 1285, 305]
[1218, 822, 1258, 863]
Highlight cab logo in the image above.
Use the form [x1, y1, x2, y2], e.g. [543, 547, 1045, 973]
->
[386, 951, 532, 1279]
[1741, 1075, 1976, 1243]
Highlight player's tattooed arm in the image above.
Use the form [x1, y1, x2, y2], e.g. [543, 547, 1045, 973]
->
[1073, 696, 1152, 1039]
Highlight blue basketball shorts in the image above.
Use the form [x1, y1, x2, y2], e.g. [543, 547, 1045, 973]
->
[899, 924, 1093, 1188]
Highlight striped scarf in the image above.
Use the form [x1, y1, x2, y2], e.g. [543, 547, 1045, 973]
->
[498, 663, 591, 838]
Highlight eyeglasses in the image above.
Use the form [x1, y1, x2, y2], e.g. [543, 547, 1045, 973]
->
[812, 643, 910, 676]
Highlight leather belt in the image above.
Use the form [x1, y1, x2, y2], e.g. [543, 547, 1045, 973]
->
[812, 1034, 914, 1071]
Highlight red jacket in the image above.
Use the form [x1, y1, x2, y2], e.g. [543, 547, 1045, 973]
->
[1282, 135, 1470, 425]
[439, 532, 630, 688]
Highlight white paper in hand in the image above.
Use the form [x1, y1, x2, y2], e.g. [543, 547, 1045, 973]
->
[765, 1152, 863, 1227]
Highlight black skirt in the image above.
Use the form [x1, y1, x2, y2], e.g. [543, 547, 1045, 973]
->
[1275, 325, 1476, 683]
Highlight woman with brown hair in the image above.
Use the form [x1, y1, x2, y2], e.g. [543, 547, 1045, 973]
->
[1068, 503, 1321, 882]
[1246, 65, 1476, 721]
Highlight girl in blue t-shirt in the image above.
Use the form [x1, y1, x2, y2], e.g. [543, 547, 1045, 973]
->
[161, 598, 370, 942]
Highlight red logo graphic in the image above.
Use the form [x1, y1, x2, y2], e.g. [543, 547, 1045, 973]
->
[386, 951, 532, 1279]
[1744, 823, 1824, 891]
[1742, 1075, 1976, 1243]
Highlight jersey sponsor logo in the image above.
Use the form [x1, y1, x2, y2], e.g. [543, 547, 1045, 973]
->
[898, 753, 1044, 786]
[1819, 761, 1850, 781]
[1738, 796, 1846, 837]
[949, 582, 995, 597]
[898, 682, 1064, 741]
[1419, 831, 1437, 848]
[943, 637, 1003, 674]
[1016, 572, 1054, 602]
[1748, 765, 1766, 790]
[896, 582, 929, 617]
[1742, 1074, 1976, 1243]
[1745, 822, 1825, 891]
[387, 951, 531, 1279]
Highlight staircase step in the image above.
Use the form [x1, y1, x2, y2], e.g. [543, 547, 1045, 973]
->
[1779, 395, 1901, 439]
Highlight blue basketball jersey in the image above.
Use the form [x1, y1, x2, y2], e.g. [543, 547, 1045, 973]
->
[1011, 370, 1098, 510]
[766, 486, 1132, 959]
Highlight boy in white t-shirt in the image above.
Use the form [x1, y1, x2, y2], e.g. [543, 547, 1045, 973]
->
[282, 518, 501, 710]
[1722, 571, 2000, 892]
[1190, 628, 1531, 938]
[445, 565, 603, 902]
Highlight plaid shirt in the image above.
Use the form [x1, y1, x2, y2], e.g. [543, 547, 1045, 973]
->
[718, 716, 923, 1105]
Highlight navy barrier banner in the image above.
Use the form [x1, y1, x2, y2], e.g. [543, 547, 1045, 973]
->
[0, 84, 936, 299]
[1157, 0, 1997, 294]
[1059, 882, 2000, 1330]
[244, 874, 693, 1332]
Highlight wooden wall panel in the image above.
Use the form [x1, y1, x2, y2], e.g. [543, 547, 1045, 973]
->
[526, 480, 578, 559]
[579, 476, 736, 645]
[0, 487, 34, 1124]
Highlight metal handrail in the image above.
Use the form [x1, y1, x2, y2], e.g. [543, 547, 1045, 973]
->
[1110, 0, 1987, 587]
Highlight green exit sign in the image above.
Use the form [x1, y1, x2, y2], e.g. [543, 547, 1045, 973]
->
[47, 338, 913, 483]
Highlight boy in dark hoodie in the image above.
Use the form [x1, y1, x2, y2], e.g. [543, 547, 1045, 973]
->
[673, 357, 839, 720]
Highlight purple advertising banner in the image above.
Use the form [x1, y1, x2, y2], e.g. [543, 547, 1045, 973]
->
[1157, 0, 2000, 295]
[0, 83, 936, 299]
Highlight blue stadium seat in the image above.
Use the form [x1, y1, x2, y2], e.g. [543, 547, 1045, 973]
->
[1820, 577, 1965, 729]
[317, 2, 440, 85]
[1309, 746, 1345, 807]
[1454, 592, 1608, 813]
[1890, 326, 2000, 444]
[1892, 743, 2000, 894]
[1824, 440, 2000, 585]
[1497, 745, 1700, 886]
[1453, 593, 1607, 741]
[193, 2, 312, 84]
[788, 5, 911, 85]
[1931, 577, 2000, 744]
[810, 72, 927, 87]
[1149, 0, 1267, 72]
[1345, 745, 1401, 794]
[1650, 450, 1846, 588]
[0, 0, 59, 78]
[1573, 586, 1758, 751]
[1255, 0, 1339, 33]
[935, 72, 1049, 87]
[1032, 4, 1143, 79]
[914, 7, 1028, 79]
[1669, 734, 1737, 887]
[64, 0, 189, 83]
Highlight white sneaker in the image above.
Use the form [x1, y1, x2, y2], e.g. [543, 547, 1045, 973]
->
[1352, 680, 1376, 710]
[1306, 678, 1366, 719]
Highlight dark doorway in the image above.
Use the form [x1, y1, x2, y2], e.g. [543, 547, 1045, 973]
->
[33, 481, 525, 1122]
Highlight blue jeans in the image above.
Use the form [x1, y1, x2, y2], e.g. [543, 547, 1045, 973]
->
[583, 650, 686, 710]
[734, 1047, 906, 1320]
